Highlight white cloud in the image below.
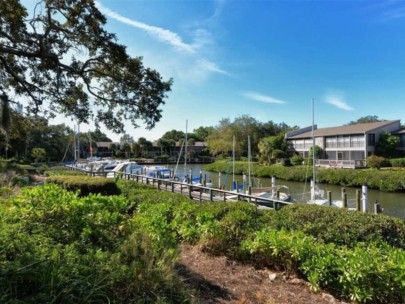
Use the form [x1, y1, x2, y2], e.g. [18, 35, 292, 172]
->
[95, 1, 195, 54]
[325, 95, 354, 111]
[197, 59, 230, 76]
[95, 1, 229, 83]
[242, 92, 286, 104]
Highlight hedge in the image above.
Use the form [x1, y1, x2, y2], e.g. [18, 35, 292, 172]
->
[46, 175, 121, 196]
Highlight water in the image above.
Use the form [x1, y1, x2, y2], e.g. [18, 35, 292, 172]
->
[168, 164, 405, 220]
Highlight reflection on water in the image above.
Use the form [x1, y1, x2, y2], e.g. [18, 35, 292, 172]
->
[167, 164, 405, 220]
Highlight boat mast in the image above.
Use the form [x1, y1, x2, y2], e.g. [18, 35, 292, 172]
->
[248, 135, 252, 187]
[232, 135, 235, 187]
[184, 119, 188, 174]
[312, 98, 315, 183]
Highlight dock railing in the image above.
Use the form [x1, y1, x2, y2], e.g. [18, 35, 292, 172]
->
[64, 164, 293, 210]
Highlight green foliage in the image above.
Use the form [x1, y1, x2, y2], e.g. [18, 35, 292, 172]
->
[376, 132, 400, 158]
[31, 147, 46, 162]
[0, 184, 189, 303]
[267, 204, 405, 249]
[241, 229, 405, 303]
[391, 158, 405, 168]
[205, 160, 405, 192]
[366, 155, 391, 169]
[47, 175, 121, 196]
[1, 0, 172, 133]
[290, 154, 304, 166]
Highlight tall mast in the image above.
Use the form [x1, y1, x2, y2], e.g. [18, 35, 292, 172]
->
[232, 135, 235, 184]
[248, 135, 251, 187]
[312, 98, 315, 184]
[184, 119, 188, 172]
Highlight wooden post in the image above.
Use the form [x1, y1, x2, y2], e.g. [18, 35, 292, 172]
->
[199, 171, 202, 184]
[276, 190, 280, 200]
[157, 179, 161, 190]
[374, 200, 383, 214]
[209, 188, 213, 201]
[343, 193, 348, 208]
[188, 185, 192, 199]
[248, 186, 252, 203]
[171, 182, 174, 193]
[327, 191, 332, 207]
[341, 188, 346, 208]
[356, 189, 361, 211]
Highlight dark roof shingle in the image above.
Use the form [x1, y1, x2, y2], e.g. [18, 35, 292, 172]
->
[286, 120, 400, 139]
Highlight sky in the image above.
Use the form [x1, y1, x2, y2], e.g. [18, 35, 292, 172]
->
[24, 0, 405, 141]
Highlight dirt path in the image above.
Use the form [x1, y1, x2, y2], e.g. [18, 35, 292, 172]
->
[177, 244, 349, 304]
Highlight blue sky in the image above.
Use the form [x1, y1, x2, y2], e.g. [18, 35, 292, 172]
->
[40, 1, 405, 140]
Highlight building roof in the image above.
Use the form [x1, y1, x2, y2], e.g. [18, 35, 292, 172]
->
[96, 141, 119, 148]
[286, 120, 400, 139]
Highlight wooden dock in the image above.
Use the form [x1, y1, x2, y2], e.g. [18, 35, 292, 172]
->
[66, 165, 293, 210]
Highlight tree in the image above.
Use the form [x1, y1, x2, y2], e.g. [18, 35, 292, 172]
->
[375, 132, 399, 158]
[0, 0, 172, 133]
[192, 126, 213, 142]
[31, 147, 46, 163]
[0, 95, 11, 157]
[120, 134, 134, 146]
[347, 116, 382, 125]
[258, 134, 287, 164]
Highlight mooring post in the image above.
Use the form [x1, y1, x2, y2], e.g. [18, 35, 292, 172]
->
[343, 193, 348, 208]
[327, 191, 332, 206]
[218, 172, 222, 189]
[362, 185, 368, 212]
[356, 189, 361, 211]
[199, 170, 202, 184]
[248, 186, 252, 203]
[188, 184, 192, 199]
[209, 188, 213, 201]
[171, 182, 174, 193]
[374, 200, 383, 214]
[341, 188, 346, 208]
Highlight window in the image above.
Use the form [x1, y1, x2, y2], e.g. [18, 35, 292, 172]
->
[325, 137, 337, 148]
[368, 134, 375, 146]
[350, 135, 365, 148]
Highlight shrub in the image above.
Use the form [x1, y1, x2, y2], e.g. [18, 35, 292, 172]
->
[46, 175, 121, 196]
[268, 204, 405, 249]
[290, 154, 304, 166]
[366, 155, 390, 169]
[0, 184, 189, 303]
[391, 158, 405, 168]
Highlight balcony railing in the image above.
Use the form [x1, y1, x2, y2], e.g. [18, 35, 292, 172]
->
[316, 159, 366, 169]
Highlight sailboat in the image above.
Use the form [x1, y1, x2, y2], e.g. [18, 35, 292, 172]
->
[247, 136, 292, 204]
[307, 99, 342, 208]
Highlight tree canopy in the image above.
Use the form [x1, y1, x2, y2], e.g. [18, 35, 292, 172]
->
[0, 0, 172, 133]
[347, 115, 382, 125]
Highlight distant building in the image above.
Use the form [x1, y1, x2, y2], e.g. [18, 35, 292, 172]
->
[285, 120, 403, 168]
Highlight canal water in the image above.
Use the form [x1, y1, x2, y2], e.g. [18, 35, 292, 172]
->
[167, 163, 405, 220]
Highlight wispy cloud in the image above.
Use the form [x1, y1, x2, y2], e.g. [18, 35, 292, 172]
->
[95, 1, 195, 54]
[95, 1, 229, 81]
[198, 59, 230, 76]
[325, 95, 354, 111]
[362, 0, 405, 21]
[242, 92, 286, 104]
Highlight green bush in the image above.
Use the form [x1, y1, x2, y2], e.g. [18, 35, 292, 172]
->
[0, 184, 189, 303]
[47, 175, 120, 196]
[267, 204, 405, 249]
[241, 228, 405, 303]
[391, 158, 405, 168]
[205, 160, 405, 192]
[290, 154, 304, 166]
[366, 155, 391, 169]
